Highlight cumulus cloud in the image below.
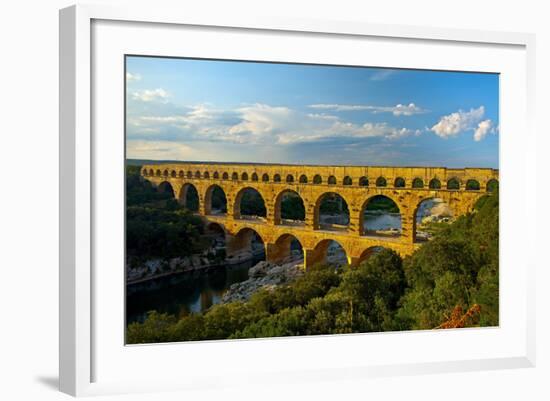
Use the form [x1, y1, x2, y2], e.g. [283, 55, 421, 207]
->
[430, 106, 495, 141]
[126, 72, 141, 82]
[131, 88, 170, 102]
[127, 102, 420, 145]
[126, 140, 195, 160]
[308, 103, 426, 116]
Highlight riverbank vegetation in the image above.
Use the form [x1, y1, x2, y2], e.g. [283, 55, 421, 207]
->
[127, 185, 499, 343]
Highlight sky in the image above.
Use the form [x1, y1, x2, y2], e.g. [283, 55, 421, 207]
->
[125, 56, 499, 168]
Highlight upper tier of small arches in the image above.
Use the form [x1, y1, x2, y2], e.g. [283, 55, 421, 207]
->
[141, 165, 499, 192]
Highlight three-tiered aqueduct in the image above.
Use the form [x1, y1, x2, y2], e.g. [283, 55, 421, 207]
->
[140, 163, 498, 269]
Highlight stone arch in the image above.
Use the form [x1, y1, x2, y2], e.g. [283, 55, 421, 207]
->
[178, 170, 184, 178]
[141, 168, 148, 176]
[274, 189, 306, 226]
[222, 172, 229, 180]
[328, 175, 337, 185]
[204, 184, 227, 215]
[360, 194, 401, 237]
[447, 177, 460, 190]
[314, 192, 350, 231]
[203, 171, 210, 179]
[429, 178, 441, 189]
[213, 171, 219, 179]
[186, 171, 193, 178]
[343, 176, 352, 186]
[286, 174, 294, 183]
[412, 178, 424, 188]
[228, 227, 266, 261]
[251, 172, 259, 181]
[267, 233, 304, 264]
[486, 178, 499, 192]
[274, 174, 281, 182]
[299, 174, 308, 184]
[170, 170, 177, 178]
[194, 171, 201, 179]
[394, 177, 405, 188]
[357, 246, 386, 265]
[205, 222, 227, 254]
[233, 187, 267, 220]
[376, 177, 387, 187]
[178, 183, 199, 211]
[262, 173, 269, 182]
[157, 181, 175, 198]
[163, 169, 169, 177]
[148, 168, 154, 176]
[241, 172, 249, 181]
[359, 176, 369, 187]
[466, 179, 481, 191]
[231, 172, 238, 181]
[307, 239, 349, 268]
[313, 174, 322, 184]
[155, 169, 161, 177]
[413, 197, 454, 242]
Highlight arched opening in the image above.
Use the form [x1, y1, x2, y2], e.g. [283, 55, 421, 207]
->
[394, 177, 405, 188]
[231, 172, 238, 181]
[286, 174, 294, 183]
[343, 176, 352, 185]
[222, 172, 229, 180]
[170, 170, 176, 178]
[376, 177, 387, 187]
[412, 178, 424, 188]
[205, 185, 227, 215]
[186, 171, 192, 178]
[429, 178, 441, 189]
[157, 181, 175, 199]
[487, 179, 499, 192]
[308, 239, 348, 268]
[274, 174, 281, 182]
[241, 172, 248, 181]
[357, 246, 385, 265]
[178, 183, 199, 211]
[228, 228, 266, 263]
[163, 169, 169, 177]
[213, 171, 219, 179]
[414, 198, 454, 242]
[194, 171, 201, 179]
[299, 174, 308, 184]
[466, 179, 480, 191]
[315, 192, 350, 231]
[203, 172, 210, 179]
[274, 190, 305, 226]
[155, 169, 161, 177]
[269, 234, 304, 265]
[148, 169, 154, 176]
[328, 175, 337, 185]
[142, 169, 148, 177]
[251, 173, 258, 181]
[447, 178, 460, 190]
[262, 173, 269, 182]
[361, 195, 401, 237]
[359, 176, 369, 187]
[178, 170, 184, 178]
[313, 174, 322, 184]
[234, 188, 267, 221]
[204, 222, 227, 263]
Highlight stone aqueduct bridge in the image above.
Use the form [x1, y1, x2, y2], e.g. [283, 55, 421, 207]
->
[141, 163, 498, 268]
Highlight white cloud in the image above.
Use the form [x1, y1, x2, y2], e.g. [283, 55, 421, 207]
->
[131, 88, 169, 102]
[308, 103, 426, 116]
[370, 70, 396, 81]
[474, 119, 492, 142]
[126, 140, 194, 160]
[430, 106, 494, 141]
[126, 72, 141, 82]
[127, 102, 420, 145]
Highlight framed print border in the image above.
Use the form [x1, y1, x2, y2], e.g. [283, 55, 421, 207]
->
[59, 4, 536, 397]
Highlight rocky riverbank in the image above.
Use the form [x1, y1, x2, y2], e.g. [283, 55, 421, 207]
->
[220, 253, 304, 304]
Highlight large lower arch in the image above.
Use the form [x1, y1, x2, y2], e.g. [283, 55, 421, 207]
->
[274, 189, 305, 226]
[413, 197, 454, 242]
[266, 233, 304, 264]
[305, 239, 349, 269]
[204, 222, 227, 260]
[178, 183, 199, 211]
[157, 181, 175, 198]
[204, 184, 227, 215]
[360, 195, 401, 237]
[227, 227, 266, 262]
[233, 187, 267, 220]
[314, 192, 350, 231]
[356, 246, 386, 266]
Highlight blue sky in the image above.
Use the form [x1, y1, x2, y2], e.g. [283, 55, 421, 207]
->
[126, 56, 499, 168]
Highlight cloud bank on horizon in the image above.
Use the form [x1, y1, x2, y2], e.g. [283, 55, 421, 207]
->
[125, 58, 499, 168]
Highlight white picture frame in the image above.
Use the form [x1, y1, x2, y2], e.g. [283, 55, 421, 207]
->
[59, 3, 536, 397]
